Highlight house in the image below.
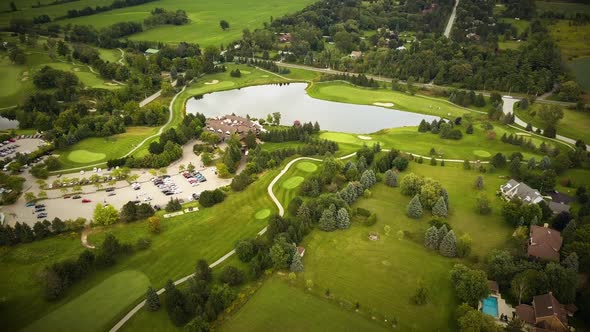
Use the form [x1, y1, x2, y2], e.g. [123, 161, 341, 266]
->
[144, 48, 159, 56]
[279, 33, 292, 43]
[488, 280, 499, 295]
[500, 179, 543, 204]
[516, 293, 575, 332]
[296, 246, 305, 257]
[528, 225, 562, 262]
[205, 115, 262, 141]
[349, 51, 362, 59]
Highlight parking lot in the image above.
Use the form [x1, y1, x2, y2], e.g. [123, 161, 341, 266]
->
[0, 138, 46, 162]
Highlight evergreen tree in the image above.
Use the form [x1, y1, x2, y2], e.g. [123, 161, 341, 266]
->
[165, 280, 188, 326]
[439, 230, 457, 257]
[290, 251, 304, 272]
[335, 208, 350, 229]
[562, 219, 576, 242]
[430, 157, 437, 166]
[527, 157, 536, 169]
[475, 176, 484, 190]
[424, 226, 439, 250]
[562, 253, 579, 272]
[540, 156, 551, 170]
[531, 216, 539, 226]
[432, 197, 448, 218]
[407, 194, 423, 219]
[384, 169, 398, 187]
[318, 205, 337, 231]
[441, 188, 449, 209]
[360, 169, 376, 189]
[436, 225, 448, 249]
[146, 286, 161, 311]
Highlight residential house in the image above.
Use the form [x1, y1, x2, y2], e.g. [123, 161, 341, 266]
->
[516, 293, 575, 332]
[144, 48, 159, 56]
[500, 179, 544, 204]
[279, 33, 292, 43]
[349, 51, 362, 59]
[528, 225, 562, 262]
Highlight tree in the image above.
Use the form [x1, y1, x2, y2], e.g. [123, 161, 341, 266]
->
[384, 169, 398, 187]
[165, 198, 182, 212]
[400, 173, 424, 196]
[432, 197, 448, 218]
[359, 169, 376, 189]
[505, 318, 526, 332]
[463, 160, 471, 170]
[335, 208, 350, 229]
[537, 104, 564, 127]
[439, 230, 457, 257]
[146, 286, 160, 311]
[407, 194, 423, 219]
[235, 239, 256, 262]
[165, 280, 189, 326]
[424, 226, 439, 250]
[450, 264, 489, 307]
[10, 1, 17, 11]
[458, 307, 502, 332]
[475, 193, 491, 215]
[219, 20, 230, 31]
[419, 178, 442, 210]
[491, 153, 507, 168]
[562, 252, 579, 272]
[290, 251, 304, 272]
[195, 259, 211, 282]
[410, 281, 429, 305]
[456, 234, 472, 258]
[269, 238, 293, 269]
[474, 176, 484, 190]
[148, 216, 161, 234]
[120, 201, 138, 222]
[558, 81, 581, 102]
[185, 315, 209, 332]
[544, 262, 577, 303]
[318, 204, 337, 231]
[93, 204, 119, 226]
[220, 266, 245, 286]
[511, 269, 541, 304]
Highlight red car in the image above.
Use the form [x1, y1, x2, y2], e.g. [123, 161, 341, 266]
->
[8, 138, 15, 143]
[82, 199, 91, 203]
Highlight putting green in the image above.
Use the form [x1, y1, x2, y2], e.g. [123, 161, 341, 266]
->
[473, 150, 491, 158]
[282, 176, 304, 189]
[240, 70, 251, 74]
[255, 209, 271, 220]
[296, 161, 318, 172]
[67, 150, 106, 163]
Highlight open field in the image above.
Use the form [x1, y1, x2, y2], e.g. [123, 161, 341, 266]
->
[319, 124, 554, 161]
[23, 270, 150, 332]
[514, 103, 590, 143]
[498, 40, 523, 50]
[275, 160, 320, 211]
[44, 61, 121, 90]
[219, 277, 390, 332]
[568, 57, 590, 91]
[0, 161, 280, 331]
[99, 48, 122, 64]
[57, 127, 158, 168]
[547, 20, 590, 61]
[39, 0, 316, 46]
[306, 81, 478, 119]
[499, 18, 530, 35]
[537, 1, 590, 15]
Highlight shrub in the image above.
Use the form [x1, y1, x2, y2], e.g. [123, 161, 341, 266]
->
[407, 195, 423, 219]
[199, 189, 225, 207]
[135, 237, 152, 250]
[165, 198, 182, 212]
[363, 213, 377, 226]
[219, 266, 245, 286]
[384, 169, 399, 187]
[475, 193, 491, 215]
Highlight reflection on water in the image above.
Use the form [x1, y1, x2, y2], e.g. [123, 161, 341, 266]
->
[186, 83, 437, 134]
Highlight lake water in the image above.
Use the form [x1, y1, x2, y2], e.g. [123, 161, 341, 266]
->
[0, 116, 18, 130]
[185, 83, 437, 134]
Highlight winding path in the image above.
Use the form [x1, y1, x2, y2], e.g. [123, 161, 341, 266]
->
[117, 48, 125, 65]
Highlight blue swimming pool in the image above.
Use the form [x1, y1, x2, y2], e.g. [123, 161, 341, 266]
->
[482, 296, 499, 318]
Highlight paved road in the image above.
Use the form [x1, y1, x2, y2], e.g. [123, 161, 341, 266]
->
[444, 0, 460, 38]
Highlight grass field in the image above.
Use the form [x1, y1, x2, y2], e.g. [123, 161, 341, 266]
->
[306, 81, 479, 119]
[22, 270, 150, 332]
[57, 127, 158, 168]
[99, 48, 122, 64]
[274, 160, 320, 212]
[0, 158, 281, 331]
[297, 161, 318, 172]
[537, 1, 590, 15]
[514, 103, 590, 143]
[219, 277, 390, 332]
[499, 18, 530, 35]
[547, 20, 590, 61]
[498, 40, 523, 50]
[40, 0, 316, 46]
[319, 124, 553, 161]
[568, 57, 590, 91]
[281, 176, 304, 189]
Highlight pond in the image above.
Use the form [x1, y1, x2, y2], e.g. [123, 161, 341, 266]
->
[0, 116, 18, 130]
[185, 83, 437, 134]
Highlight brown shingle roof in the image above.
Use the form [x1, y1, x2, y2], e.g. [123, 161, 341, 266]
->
[516, 304, 536, 324]
[488, 280, 499, 293]
[533, 293, 567, 326]
[528, 225, 562, 261]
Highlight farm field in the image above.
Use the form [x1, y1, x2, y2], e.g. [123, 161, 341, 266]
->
[514, 103, 590, 144]
[499, 18, 530, 35]
[547, 20, 590, 61]
[0, 160, 280, 331]
[42, 0, 317, 46]
[568, 57, 590, 92]
[307, 81, 478, 119]
[219, 277, 390, 332]
[536, 1, 590, 15]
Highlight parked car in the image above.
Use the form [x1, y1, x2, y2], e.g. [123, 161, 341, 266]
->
[107, 192, 116, 196]
[105, 188, 115, 192]
[63, 195, 71, 199]
[37, 213, 47, 219]
[25, 202, 35, 207]
[35, 204, 45, 208]
[82, 199, 91, 203]
[35, 207, 46, 213]
[72, 195, 82, 199]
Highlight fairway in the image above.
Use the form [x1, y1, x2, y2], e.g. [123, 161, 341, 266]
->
[254, 208, 271, 220]
[219, 277, 389, 332]
[296, 161, 318, 172]
[282, 176, 304, 189]
[36, 0, 317, 46]
[514, 103, 590, 144]
[67, 150, 107, 163]
[22, 270, 150, 332]
[307, 81, 474, 119]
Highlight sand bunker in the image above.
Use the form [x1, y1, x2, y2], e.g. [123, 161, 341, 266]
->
[373, 102, 394, 107]
[261, 75, 269, 77]
[73, 68, 80, 72]
[357, 135, 372, 140]
[204, 80, 220, 85]
[104, 82, 118, 86]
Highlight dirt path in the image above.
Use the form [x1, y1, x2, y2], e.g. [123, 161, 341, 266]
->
[444, 0, 460, 38]
[81, 226, 96, 249]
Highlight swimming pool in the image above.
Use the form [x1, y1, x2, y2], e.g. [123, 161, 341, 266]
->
[482, 296, 499, 318]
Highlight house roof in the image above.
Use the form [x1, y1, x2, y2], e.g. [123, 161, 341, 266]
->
[205, 115, 260, 138]
[533, 293, 568, 327]
[350, 51, 362, 58]
[296, 246, 305, 256]
[516, 304, 536, 324]
[501, 179, 543, 204]
[548, 191, 574, 204]
[528, 225, 562, 261]
[145, 48, 159, 54]
[548, 201, 570, 215]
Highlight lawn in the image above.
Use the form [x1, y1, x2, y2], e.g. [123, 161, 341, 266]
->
[498, 40, 523, 50]
[536, 1, 590, 16]
[568, 57, 590, 91]
[514, 103, 590, 143]
[22, 270, 150, 332]
[319, 123, 554, 162]
[56, 126, 158, 168]
[45, 61, 121, 90]
[0, 159, 281, 331]
[45, 0, 316, 46]
[498, 18, 530, 35]
[219, 277, 390, 332]
[547, 19, 590, 61]
[306, 81, 480, 119]
[99, 48, 123, 64]
[274, 159, 320, 212]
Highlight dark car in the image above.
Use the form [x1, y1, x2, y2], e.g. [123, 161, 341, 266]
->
[37, 213, 47, 219]
[131, 200, 141, 204]
[35, 207, 46, 213]
[35, 204, 45, 208]
[72, 195, 82, 199]
[107, 192, 116, 196]
[165, 191, 174, 196]
[105, 188, 115, 192]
